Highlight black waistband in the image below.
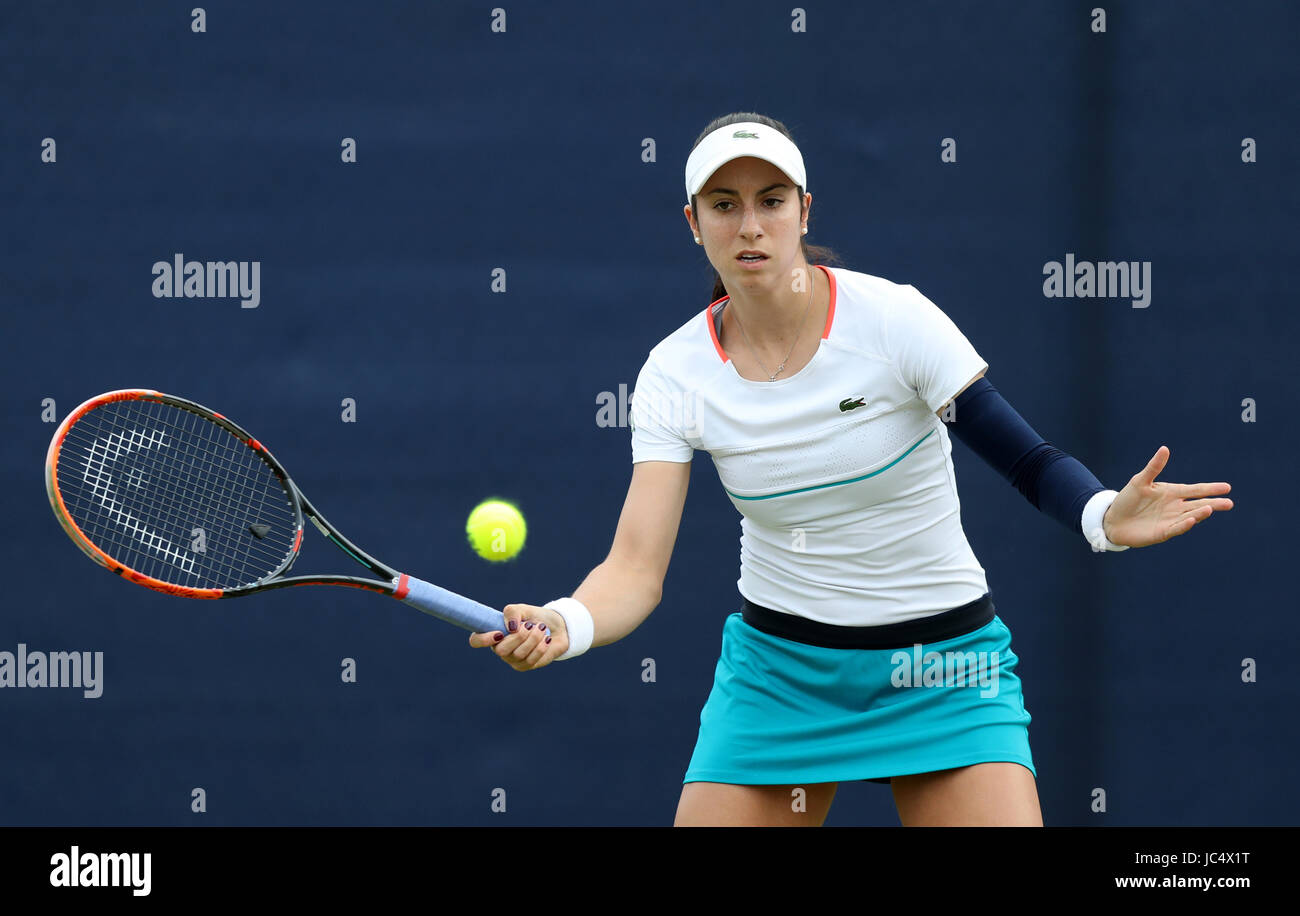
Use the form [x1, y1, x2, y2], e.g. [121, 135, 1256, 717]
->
[740, 592, 995, 650]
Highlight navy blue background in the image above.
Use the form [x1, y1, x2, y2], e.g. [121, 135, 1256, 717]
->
[1, 1, 1295, 825]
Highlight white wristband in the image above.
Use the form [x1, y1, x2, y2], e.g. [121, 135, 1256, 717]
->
[545, 597, 595, 660]
[1081, 489, 1129, 553]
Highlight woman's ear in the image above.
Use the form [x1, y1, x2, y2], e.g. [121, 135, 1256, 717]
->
[683, 204, 698, 240]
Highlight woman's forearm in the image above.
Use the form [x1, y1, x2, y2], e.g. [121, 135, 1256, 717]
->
[571, 559, 663, 647]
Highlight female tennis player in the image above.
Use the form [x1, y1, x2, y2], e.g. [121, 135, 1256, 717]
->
[468, 112, 1234, 826]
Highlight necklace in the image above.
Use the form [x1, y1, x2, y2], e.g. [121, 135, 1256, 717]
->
[728, 272, 816, 381]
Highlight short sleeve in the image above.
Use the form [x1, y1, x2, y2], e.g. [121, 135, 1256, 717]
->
[629, 355, 694, 464]
[888, 285, 989, 414]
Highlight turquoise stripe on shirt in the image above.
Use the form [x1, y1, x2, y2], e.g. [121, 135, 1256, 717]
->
[725, 429, 936, 501]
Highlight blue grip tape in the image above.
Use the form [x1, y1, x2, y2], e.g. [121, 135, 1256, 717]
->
[398, 575, 505, 633]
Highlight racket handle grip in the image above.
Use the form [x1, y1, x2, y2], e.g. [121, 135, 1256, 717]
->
[395, 574, 506, 633]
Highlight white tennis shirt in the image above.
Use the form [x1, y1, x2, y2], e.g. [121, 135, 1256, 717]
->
[630, 265, 991, 627]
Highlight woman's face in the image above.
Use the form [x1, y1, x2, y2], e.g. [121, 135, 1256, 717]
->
[686, 155, 811, 294]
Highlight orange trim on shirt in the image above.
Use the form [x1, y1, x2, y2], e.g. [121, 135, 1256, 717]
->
[705, 293, 730, 362]
[816, 264, 837, 339]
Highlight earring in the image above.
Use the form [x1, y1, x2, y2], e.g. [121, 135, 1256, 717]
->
[695, 237, 702, 244]
[801, 227, 808, 235]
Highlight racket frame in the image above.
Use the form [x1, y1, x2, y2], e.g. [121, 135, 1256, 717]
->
[45, 389, 407, 601]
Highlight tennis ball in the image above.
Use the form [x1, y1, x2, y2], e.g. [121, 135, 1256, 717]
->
[466, 499, 526, 562]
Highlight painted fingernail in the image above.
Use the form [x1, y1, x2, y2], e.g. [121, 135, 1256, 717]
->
[525, 622, 534, 630]
[545, 636, 552, 644]
[508, 620, 517, 632]
[494, 633, 505, 643]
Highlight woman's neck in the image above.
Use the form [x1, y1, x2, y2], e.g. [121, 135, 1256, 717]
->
[723, 263, 822, 348]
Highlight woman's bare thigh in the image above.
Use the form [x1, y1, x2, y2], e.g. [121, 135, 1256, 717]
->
[891, 762, 1042, 826]
[674, 781, 839, 826]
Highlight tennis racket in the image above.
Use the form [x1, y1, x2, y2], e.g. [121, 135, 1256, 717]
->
[44, 389, 507, 634]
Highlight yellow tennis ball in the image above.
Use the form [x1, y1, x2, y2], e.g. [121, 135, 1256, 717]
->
[466, 499, 526, 562]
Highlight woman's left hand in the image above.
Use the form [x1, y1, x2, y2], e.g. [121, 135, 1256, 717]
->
[1103, 445, 1233, 548]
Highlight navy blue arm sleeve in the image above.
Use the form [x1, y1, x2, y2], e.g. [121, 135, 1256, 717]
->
[947, 377, 1106, 535]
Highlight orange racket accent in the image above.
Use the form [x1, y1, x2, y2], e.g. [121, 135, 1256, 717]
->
[45, 390, 227, 599]
[121, 570, 223, 599]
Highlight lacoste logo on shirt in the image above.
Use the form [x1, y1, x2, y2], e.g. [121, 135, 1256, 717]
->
[732, 130, 759, 139]
[839, 397, 866, 412]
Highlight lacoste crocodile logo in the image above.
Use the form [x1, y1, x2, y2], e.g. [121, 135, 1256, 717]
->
[839, 397, 867, 412]
[732, 130, 760, 139]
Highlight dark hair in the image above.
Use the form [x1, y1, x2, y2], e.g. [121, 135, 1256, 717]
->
[689, 111, 844, 303]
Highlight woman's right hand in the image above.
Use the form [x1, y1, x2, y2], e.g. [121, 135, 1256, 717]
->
[468, 602, 569, 671]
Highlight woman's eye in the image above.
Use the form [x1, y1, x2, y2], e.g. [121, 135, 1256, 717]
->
[714, 198, 783, 211]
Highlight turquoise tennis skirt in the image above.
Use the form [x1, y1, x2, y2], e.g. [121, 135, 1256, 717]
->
[683, 609, 1035, 785]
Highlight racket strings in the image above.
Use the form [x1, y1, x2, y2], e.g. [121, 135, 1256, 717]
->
[61, 422, 269, 568]
[61, 412, 285, 563]
[61, 425, 288, 578]
[61, 402, 292, 587]
[55, 398, 297, 590]
[60, 408, 283, 587]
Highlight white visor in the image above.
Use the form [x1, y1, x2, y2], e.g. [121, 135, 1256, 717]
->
[684, 121, 807, 203]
